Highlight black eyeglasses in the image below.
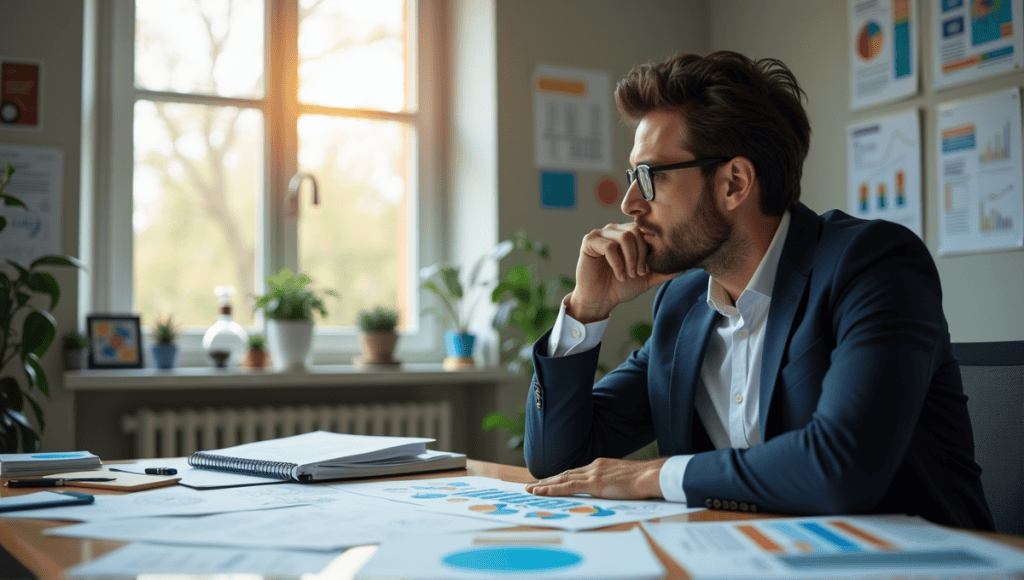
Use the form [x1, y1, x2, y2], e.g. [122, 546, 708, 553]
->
[626, 157, 730, 201]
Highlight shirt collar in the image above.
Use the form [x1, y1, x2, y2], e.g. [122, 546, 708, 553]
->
[706, 209, 792, 313]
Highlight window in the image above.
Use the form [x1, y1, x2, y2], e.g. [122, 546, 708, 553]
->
[94, 0, 442, 358]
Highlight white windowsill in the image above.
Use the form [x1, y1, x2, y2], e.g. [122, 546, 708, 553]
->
[63, 364, 517, 391]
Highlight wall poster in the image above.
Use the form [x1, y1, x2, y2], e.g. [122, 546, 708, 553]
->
[849, 0, 919, 110]
[932, 0, 1024, 90]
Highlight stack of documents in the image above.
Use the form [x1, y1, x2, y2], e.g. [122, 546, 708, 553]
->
[0, 451, 101, 476]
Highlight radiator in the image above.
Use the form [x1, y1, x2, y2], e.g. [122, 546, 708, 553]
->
[122, 401, 453, 458]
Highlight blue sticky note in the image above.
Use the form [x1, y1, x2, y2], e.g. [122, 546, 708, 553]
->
[540, 171, 576, 209]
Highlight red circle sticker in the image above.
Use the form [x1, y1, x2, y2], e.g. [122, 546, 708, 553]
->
[595, 176, 620, 207]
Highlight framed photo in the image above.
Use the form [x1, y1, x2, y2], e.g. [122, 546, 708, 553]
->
[86, 315, 143, 369]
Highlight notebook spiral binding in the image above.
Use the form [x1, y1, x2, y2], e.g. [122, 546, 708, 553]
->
[188, 452, 299, 481]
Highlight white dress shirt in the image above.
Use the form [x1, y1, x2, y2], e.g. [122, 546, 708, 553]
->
[547, 210, 791, 504]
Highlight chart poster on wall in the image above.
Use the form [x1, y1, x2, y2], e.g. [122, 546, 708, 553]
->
[1, 59, 41, 129]
[0, 143, 63, 264]
[849, 0, 918, 110]
[847, 109, 923, 237]
[534, 64, 611, 172]
[936, 87, 1024, 255]
[932, 0, 1023, 90]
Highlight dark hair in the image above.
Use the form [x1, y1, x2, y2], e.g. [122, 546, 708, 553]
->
[615, 51, 811, 216]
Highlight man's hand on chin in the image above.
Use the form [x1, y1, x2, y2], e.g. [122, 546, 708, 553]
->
[525, 457, 668, 500]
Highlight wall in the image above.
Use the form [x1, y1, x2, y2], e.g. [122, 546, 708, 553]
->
[494, 0, 711, 375]
[0, 0, 85, 451]
[708, 0, 1024, 342]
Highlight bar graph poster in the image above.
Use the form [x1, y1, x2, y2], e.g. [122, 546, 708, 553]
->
[932, 0, 1023, 90]
[534, 64, 611, 171]
[847, 110, 923, 237]
[849, 0, 918, 110]
[937, 88, 1024, 255]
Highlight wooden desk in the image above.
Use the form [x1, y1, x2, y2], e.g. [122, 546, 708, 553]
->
[3, 461, 1022, 579]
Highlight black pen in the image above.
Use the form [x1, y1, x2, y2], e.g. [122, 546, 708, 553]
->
[5, 478, 115, 488]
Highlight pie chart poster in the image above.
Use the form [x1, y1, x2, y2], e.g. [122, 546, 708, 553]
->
[849, 0, 918, 110]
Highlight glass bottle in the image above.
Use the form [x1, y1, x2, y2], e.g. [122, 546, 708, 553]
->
[202, 286, 249, 368]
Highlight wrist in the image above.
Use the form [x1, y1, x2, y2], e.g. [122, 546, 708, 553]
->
[566, 293, 611, 324]
[639, 457, 668, 499]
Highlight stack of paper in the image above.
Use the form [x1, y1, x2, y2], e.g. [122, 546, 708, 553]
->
[0, 451, 101, 476]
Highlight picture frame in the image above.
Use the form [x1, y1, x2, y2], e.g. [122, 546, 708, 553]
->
[86, 314, 143, 369]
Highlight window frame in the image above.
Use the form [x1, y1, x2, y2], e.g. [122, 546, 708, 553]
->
[89, 0, 445, 363]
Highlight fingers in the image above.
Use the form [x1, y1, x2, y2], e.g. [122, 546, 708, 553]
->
[582, 224, 647, 282]
[525, 469, 583, 497]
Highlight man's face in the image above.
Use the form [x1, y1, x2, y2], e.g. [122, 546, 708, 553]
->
[623, 109, 732, 275]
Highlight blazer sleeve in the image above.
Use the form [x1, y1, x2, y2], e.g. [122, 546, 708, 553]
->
[523, 287, 670, 479]
[681, 222, 952, 515]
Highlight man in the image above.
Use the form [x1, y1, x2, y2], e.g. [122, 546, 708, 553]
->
[523, 51, 994, 530]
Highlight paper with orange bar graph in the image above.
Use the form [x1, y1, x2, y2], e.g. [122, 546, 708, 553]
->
[643, 515, 1024, 579]
[533, 64, 611, 171]
[931, 0, 1023, 90]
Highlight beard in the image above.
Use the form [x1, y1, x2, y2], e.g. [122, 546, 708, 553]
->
[642, 178, 734, 275]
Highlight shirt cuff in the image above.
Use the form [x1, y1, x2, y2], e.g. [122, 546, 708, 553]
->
[659, 454, 693, 504]
[548, 294, 610, 357]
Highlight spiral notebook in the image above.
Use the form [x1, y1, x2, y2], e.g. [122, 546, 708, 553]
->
[187, 431, 466, 482]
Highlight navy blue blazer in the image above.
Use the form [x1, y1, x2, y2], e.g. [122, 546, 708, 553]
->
[525, 203, 994, 530]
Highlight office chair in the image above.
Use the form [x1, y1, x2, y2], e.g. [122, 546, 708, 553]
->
[952, 340, 1024, 534]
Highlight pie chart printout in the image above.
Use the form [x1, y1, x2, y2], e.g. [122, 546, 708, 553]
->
[858, 21, 884, 60]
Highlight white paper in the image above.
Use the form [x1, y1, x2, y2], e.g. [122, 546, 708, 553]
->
[356, 528, 664, 580]
[642, 515, 1024, 579]
[68, 543, 338, 578]
[847, 109, 923, 236]
[534, 64, 612, 171]
[113, 457, 284, 488]
[334, 475, 701, 531]
[937, 87, 1024, 255]
[849, 0, 918, 110]
[48, 499, 500, 551]
[0, 143, 63, 264]
[932, 0, 1024, 90]
[0, 480, 346, 521]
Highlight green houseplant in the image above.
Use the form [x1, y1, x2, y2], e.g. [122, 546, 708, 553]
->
[420, 241, 513, 368]
[150, 316, 179, 370]
[62, 330, 89, 371]
[253, 268, 338, 371]
[1, 163, 85, 452]
[242, 334, 269, 370]
[356, 306, 400, 366]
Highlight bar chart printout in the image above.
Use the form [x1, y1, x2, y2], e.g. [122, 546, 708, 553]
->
[642, 515, 1024, 579]
[847, 109, 923, 236]
[937, 87, 1024, 255]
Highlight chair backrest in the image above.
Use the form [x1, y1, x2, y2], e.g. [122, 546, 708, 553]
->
[952, 340, 1024, 534]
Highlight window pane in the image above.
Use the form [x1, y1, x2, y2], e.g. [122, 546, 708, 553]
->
[298, 0, 413, 112]
[135, 0, 264, 98]
[134, 101, 262, 329]
[297, 115, 413, 327]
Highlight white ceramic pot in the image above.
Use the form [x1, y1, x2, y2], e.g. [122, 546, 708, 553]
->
[267, 319, 314, 371]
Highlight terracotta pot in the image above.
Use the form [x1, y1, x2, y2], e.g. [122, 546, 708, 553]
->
[242, 348, 270, 369]
[359, 331, 398, 364]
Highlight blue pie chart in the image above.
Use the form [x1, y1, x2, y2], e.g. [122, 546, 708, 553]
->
[442, 547, 583, 572]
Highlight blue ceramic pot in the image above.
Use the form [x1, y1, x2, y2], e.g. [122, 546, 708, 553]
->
[444, 331, 476, 358]
[151, 343, 179, 369]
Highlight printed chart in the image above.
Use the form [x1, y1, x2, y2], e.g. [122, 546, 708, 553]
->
[849, 0, 918, 109]
[643, 515, 1024, 579]
[847, 109, 923, 236]
[534, 64, 611, 171]
[355, 529, 664, 580]
[932, 0, 1023, 89]
[0, 144, 63, 264]
[334, 476, 699, 531]
[937, 87, 1024, 254]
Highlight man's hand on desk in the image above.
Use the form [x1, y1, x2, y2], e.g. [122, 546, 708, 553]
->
[525, 456, 668, 500]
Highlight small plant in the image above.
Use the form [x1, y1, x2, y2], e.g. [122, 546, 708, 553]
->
[247, 334, 266, 350]
[152, 316, 178, 344]
[253, 268, 339, 321]
[62, 331, 89, 350]
[420, 241, 514, 333]
[357, 306, 400, 332]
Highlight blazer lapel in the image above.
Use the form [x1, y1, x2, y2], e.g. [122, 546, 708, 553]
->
[759, 204, 820, 440]
[669, 297, 719, 453]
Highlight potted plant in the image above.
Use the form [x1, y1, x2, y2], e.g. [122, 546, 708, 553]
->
[356, 306, 400, 367]
[1, 163, 85, 452]
[150, 316, 179, 370]
[253, 268, 338, 371]
[62, 331, 90, 371]
[420, 241, 513, 370]
[242, 334, 270, 370]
